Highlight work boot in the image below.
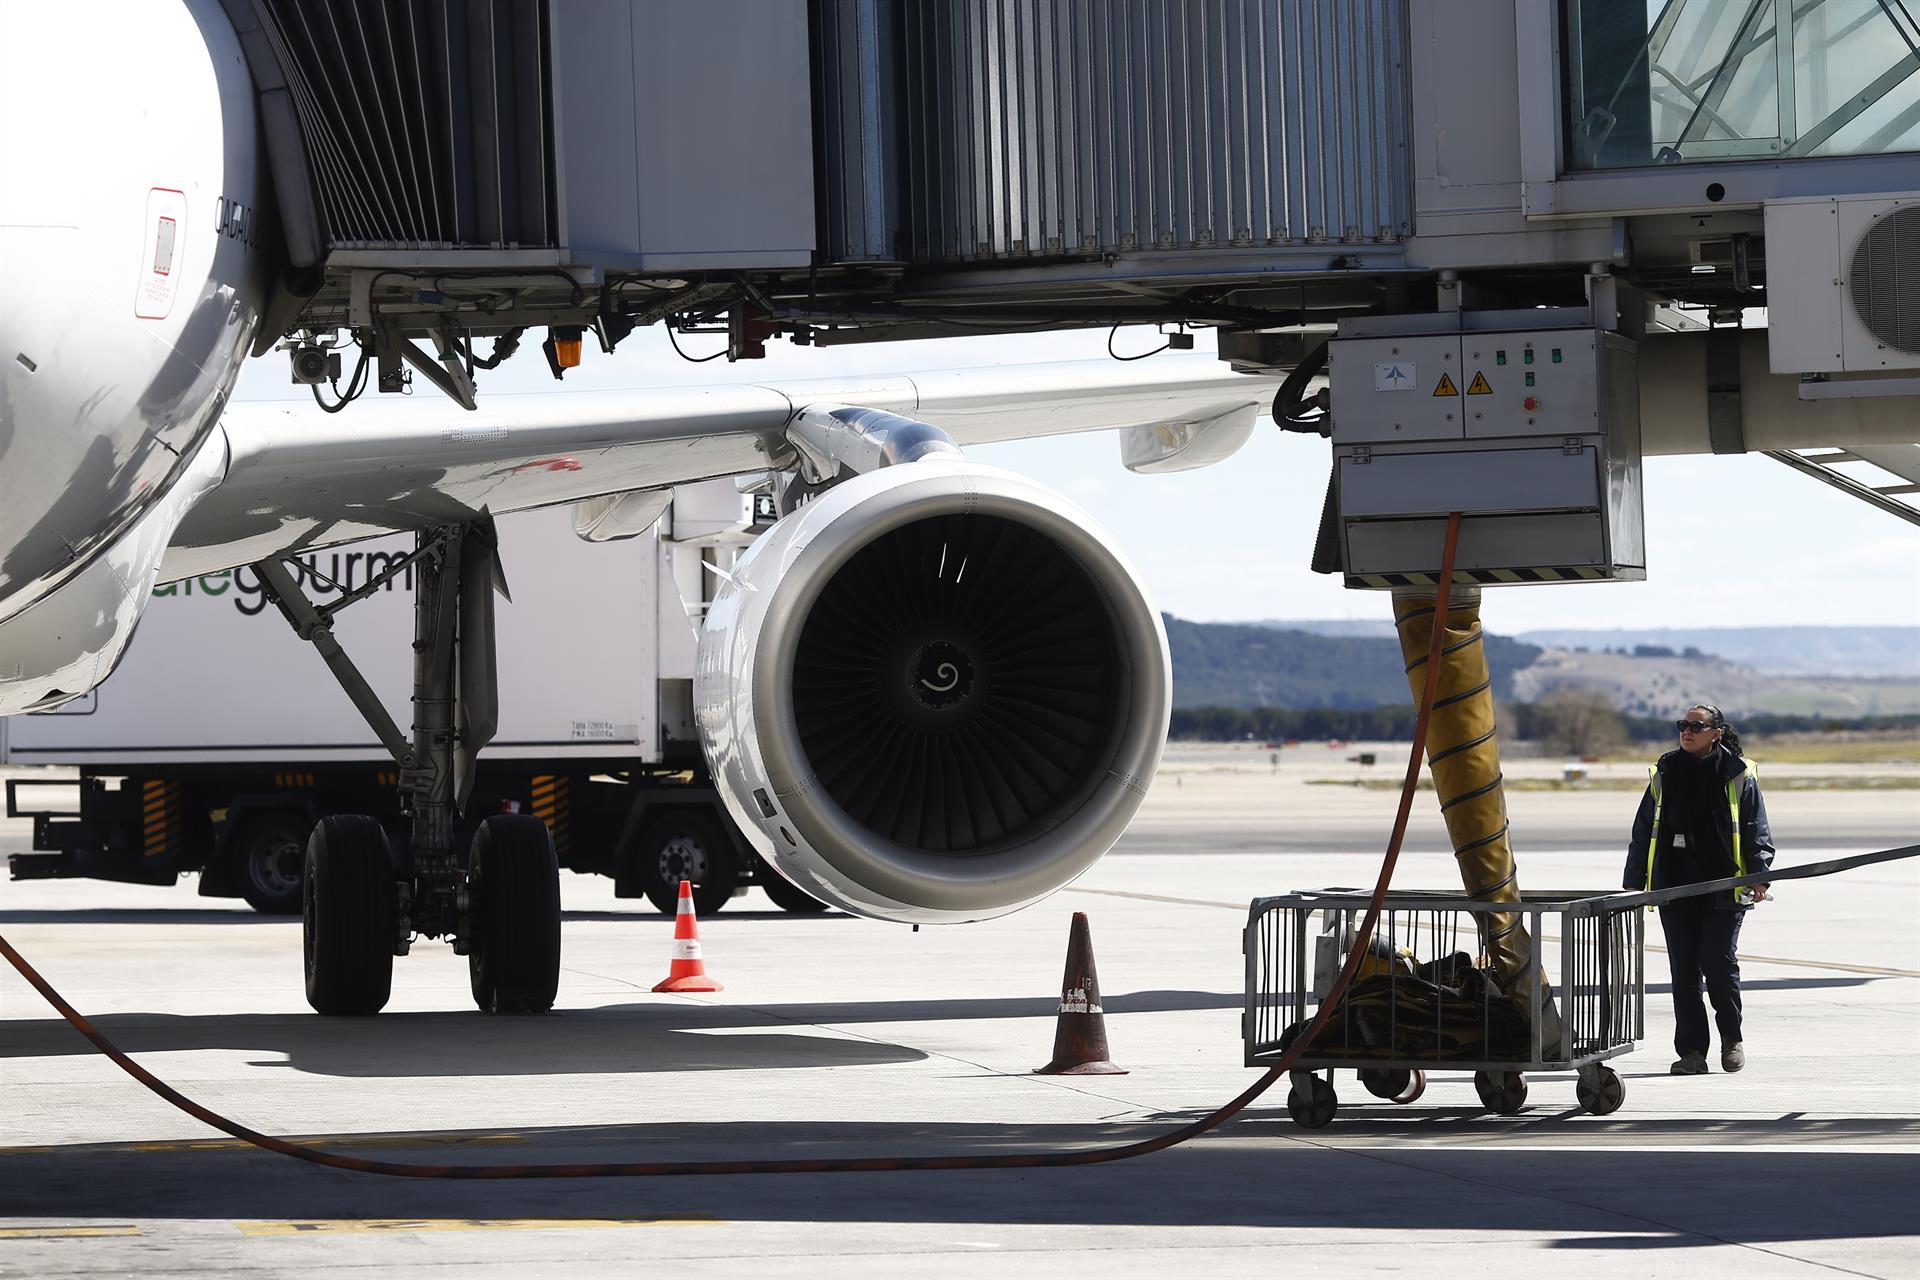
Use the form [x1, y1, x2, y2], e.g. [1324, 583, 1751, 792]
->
[1721, 1042, 1745, 1073]
[1670, 1052, 1709, 1075]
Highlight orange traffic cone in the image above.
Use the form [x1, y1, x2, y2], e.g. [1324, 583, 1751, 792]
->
[652, 879, 723, 993]
[1035, 912, 1125, 1075]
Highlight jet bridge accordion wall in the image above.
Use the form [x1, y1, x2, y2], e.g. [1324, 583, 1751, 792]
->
[221, 0, 554, 256]
[813, 0, 1414, 265]
[225, 0, 1414, 275]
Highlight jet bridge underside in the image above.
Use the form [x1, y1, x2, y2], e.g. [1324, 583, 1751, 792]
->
[215, 0, 1452, 346]
[216, 0, 1920, 405]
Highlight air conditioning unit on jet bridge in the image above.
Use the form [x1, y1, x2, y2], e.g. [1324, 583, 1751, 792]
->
[1767, 193, 1920, 374]
[1326, 316, 1646, 591]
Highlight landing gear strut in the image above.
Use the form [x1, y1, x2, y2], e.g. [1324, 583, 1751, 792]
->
[258, 521, 561, 1015]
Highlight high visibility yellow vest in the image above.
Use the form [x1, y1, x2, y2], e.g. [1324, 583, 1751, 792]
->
[1645, 758, 1756, 902]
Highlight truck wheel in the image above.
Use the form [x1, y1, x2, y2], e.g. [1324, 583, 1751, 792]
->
[468, 815, 561, 1014]
[236, 813, 308, 915]
[636, 810, 738, 917]
[304, 816, 395, 1016]
[758, 861, 832, 914]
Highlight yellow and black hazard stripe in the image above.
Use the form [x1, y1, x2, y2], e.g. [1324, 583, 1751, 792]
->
[1347, 566, 1611, 590]
[272, 771, 318, 788]
[140, 779, 184, 861]
[530, 775, 571, 859]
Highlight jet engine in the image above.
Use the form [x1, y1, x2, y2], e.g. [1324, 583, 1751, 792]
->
[694, 459, 1170, 924]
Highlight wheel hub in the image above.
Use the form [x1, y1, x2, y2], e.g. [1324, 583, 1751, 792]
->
[659, 834, 709, 882]
[252, 837, 304, 895]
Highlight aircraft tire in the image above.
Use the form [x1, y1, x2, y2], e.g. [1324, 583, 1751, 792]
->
[468, 814, 562, 1014]
[635, 810, 739, 917]
[303, 816, 395, 1015]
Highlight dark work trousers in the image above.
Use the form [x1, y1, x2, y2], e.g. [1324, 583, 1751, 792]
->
[1658, 897, 1745, 1055]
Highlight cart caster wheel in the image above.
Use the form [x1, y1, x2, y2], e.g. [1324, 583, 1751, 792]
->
[1576, 1065, 1626, 1116]
[1358, 1067, 1406, 1100]
[1357, 1067, 1424, 1103]
[1287, 1075, 1338, 1129]
[1474, 1070, 1528, 1115]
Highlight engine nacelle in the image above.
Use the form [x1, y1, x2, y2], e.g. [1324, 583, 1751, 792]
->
[695, 461, 1169, 924]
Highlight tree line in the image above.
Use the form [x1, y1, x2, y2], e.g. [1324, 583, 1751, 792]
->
[1171, 695, 1920, 751]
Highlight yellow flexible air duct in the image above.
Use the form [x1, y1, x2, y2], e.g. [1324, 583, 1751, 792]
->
[1391, 587, 1539, 1000]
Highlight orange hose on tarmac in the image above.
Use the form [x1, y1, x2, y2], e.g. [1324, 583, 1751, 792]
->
[0, 519, 1467, 1180]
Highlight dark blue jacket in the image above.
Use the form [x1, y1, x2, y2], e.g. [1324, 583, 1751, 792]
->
[1623, 745, 1775, 911]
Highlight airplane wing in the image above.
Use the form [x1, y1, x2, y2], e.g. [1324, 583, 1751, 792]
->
[160, 359, 1275, 580]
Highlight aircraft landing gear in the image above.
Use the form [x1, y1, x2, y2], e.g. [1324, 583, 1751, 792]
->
[260, 521, 562, 1016]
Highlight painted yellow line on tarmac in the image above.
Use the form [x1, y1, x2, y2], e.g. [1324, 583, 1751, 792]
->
[1067, 887, 1920, 978]
[1724, 951, 1919, 979]
[0, 1133, 527, 1158]
[0, 1226, 140, 1239]
[130, 1132, 528, 1154]
[235, 1216, 720, 1237]
[1067, 887, 1239, 911]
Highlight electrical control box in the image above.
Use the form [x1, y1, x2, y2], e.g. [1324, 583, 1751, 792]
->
[1327, 318, 1645, 589]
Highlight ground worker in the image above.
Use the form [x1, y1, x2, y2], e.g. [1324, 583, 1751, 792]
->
[1624, 703, 1775, 1075]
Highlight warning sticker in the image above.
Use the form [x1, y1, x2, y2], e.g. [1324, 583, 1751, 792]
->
[1467, 371, 1494, 395]
[1431, 372, 1458, 397]
[134, 187, 188, 321]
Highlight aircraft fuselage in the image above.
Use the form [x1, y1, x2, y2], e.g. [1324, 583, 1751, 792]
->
[0, 0, 266, 709]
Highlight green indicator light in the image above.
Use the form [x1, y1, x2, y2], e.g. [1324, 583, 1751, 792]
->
[1525, 371, 1535, 386]
[1495, 350, 1506, 365]
[1523, 349, 1534, 365]
[1551, 348, 1562, 363]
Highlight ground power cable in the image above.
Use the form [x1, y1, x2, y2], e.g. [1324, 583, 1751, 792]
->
[0, 508, 1724, 1182]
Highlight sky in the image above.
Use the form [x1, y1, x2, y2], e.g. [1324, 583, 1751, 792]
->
[232, 326, 1920, 636]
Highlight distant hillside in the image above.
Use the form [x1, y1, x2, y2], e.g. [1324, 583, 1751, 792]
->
[1245, 618, 1399, 639]
[1515, 626, 1920, 678]
[1165, 617, 1541, 709]
[1172, 619, 1920, 716]
[1508, 647, 1920, 718]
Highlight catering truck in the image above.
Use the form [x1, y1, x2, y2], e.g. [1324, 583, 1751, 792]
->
[2, 485, 825, 916]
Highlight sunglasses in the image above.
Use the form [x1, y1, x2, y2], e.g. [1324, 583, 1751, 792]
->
[1675, 720, 1717, 734]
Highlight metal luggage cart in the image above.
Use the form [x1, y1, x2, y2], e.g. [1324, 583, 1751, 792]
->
[1244, 889, 1645, 1127]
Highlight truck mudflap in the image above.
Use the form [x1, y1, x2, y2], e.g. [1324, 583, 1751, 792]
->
[528, 774, 572, 864]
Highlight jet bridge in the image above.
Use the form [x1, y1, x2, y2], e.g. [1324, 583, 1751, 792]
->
[214, 1, 1920, 547]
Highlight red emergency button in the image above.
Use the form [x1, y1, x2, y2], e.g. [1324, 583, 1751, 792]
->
[1522, 396, 1539, 412]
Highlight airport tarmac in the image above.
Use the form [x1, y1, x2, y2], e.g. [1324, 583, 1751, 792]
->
[1, 755, 1916, 1278]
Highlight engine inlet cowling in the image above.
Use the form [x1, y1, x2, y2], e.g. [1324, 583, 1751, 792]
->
[694, 462, 1169, 924]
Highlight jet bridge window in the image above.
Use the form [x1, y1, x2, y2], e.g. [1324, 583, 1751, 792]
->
[1564, 0, 1920, 170]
